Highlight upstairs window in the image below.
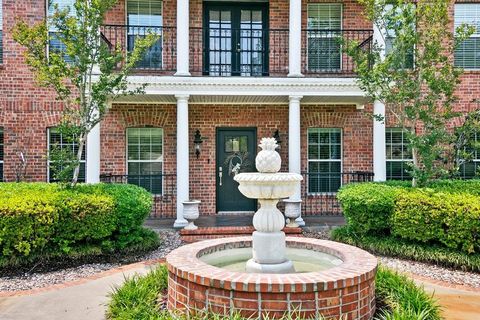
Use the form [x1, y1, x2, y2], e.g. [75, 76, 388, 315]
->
[307, 4, 342, 72]
[127, 128, 163, 194]
[384, 4, 415, 69]
[47, 128, 86, 182]
[386, 128, 412, 180]
[459, 132, 480, 179]
[48, 0, 75, 62]
[0, 128, 3, 181]
[307, 128, 342, 193]
[0, 0, 3, 64]
[455, 4, 480, 69]
[127, 0, 163, 69]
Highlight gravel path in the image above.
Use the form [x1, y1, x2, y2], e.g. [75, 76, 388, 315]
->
[302, 230, 480, 289]
[0, 230, 183, 292]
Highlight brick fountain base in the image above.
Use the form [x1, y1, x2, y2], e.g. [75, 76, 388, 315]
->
[166, 237, 377, 319]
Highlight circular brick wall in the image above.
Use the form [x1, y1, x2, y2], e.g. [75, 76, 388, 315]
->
[166, 237, 377, 319]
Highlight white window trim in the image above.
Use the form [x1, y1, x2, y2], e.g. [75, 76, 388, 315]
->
[47, 127, 87, 183]
[126, 127, 165, 195]
[306, 3, 343, 72]
[307, 128, 343, 195]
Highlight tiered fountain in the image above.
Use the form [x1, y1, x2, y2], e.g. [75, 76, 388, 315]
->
[166, 138, 377, 319]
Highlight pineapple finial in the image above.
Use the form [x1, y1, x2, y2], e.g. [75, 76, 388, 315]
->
[258, 137, 279, 151]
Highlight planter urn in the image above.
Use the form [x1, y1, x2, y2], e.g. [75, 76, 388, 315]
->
[182, 200, 201, 230]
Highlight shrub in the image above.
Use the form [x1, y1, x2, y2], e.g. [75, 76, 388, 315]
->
[337, 183, 400, 234]
[0, 182, 154, 260]
[392, 189, 480, 253]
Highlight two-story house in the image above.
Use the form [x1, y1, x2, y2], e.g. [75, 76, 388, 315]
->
[0, 0, 479, 227]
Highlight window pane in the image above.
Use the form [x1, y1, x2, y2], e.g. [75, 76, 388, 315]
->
[454, 4, 480, 69]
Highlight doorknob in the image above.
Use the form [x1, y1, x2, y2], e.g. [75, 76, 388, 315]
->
[219, 167, 223, 186]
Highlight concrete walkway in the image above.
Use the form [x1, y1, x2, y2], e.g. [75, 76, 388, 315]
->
[0, 260, 479, 320]
[0, 263, 153, 320]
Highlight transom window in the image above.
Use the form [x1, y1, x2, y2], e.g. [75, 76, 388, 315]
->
[454, 4, 480, 69]
[307, 4, 342, 72]
[386, 128, 412, 180]
[307, 128, 342, 193]
[459, 132, 480, 179]
[47, 127, 86, 182]
[0, 128, 4, 182]
[0, 0, 3, 64]
[127, 128, 163, 194]
[127, 0, 163, 69]
[48, 0, 75, 62]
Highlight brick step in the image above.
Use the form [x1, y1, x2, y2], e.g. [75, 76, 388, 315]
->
[180, 226, 303, 243]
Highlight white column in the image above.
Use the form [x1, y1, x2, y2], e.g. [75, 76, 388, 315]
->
[175, 0, 190, 76]
[288, 0, 303, 77]
[288, 95, 305, 226]
[86, 123, 100, 183]
[174, 94, 190, 228]
[372, 23, 386, 181]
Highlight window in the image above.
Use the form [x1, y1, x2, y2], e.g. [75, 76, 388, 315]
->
[48, 0, 75, 62]
[454, 4, 480, 69]
[386, 128, 412, 180]
[384, 4, 414, 69]
[307, 4, 342, 72]
[47, 128, 86, 182]
[459, 132, 480, 179]
[127, 0, 163, 69]
[127, 128, 163, 194]
[307, 128, 342, 193]
[0, 128, 3, 181]
[0, 0, 3, 64]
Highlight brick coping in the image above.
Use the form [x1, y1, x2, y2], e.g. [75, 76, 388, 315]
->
[166, 237, 378, 293]
[0, 258, 165, 298]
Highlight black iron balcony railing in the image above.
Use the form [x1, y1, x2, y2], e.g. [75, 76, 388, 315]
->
[301, 171, 374, 216]
[100, 25, 373, 77]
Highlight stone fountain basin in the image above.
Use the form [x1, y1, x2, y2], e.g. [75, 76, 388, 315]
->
[234, 172, 303, 199]
[166, 237, 377, 319]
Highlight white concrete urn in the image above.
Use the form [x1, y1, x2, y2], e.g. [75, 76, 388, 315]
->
[234, 138, 303, 273]
[182, 200, 201, 230]
[283, 199, 302, 228]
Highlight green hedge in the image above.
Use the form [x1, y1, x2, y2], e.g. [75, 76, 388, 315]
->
[337, 180, 480, 254]
[0, 183, 153, 259]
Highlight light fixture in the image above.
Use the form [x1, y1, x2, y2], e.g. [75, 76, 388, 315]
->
[193, 130, 203, 159]
[273, 130, 282, 147]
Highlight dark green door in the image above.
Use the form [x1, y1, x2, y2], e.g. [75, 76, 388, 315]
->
[216, 128, 257, 213]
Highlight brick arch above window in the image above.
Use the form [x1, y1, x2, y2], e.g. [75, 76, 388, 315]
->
[113, 104, 171, 128]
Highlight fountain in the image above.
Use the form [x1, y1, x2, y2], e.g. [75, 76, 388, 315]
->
[166, 138, 377, 319]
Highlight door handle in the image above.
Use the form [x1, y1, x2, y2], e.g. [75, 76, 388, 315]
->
[237, 43, 241, 52]
[219, 167, 223, 186]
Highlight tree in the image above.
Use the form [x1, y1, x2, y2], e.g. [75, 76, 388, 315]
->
[13, 0, 157, 186]
[346, 0, 475, 186]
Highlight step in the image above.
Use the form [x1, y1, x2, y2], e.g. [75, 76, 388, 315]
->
[180, 226, 303, 243]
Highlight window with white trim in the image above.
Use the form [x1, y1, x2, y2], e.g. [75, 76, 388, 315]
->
[0, 128, 4, 182]
[307, 4, 342, 72]
[386, 128, 412, 180]
[384, 4, 414, 69]
[454, 4, 480, 69]
[459, 132, 480, 179]
[127, 0, 163, 69]
[48, 0, 75, 62]
[127, 128, 163, 194]
[48, 127, 86, 182]
[0, 0, 3, 64]
[307, 128, 342, 193]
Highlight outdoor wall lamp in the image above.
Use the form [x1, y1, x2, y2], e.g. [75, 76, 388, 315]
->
[273, 130, 282, 148]
[193, 129, 203, 159]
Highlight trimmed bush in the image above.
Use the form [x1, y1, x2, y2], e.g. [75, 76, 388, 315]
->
[0, 182, 154, 260]
[337, 183, 400, 234]
[392, 189, 480, 253]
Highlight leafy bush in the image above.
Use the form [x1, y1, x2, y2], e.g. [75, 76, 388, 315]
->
[392, 189, 480, 253]
[337, 183, 400, 234]
[0, 182, 154, 260]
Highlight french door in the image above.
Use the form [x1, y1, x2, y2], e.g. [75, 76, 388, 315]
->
[204, 3, 269, 76]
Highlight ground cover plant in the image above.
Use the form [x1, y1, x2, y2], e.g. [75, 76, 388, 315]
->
[0, 182, 159, 273]
[107, 265, 440, 320]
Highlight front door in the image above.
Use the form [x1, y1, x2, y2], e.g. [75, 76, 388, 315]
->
[204, 3, 269, 76]
[216, 128, 257, 213]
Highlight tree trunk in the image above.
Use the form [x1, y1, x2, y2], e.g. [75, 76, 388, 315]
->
[411, 147, 418, 188]
[71, 133, 86, 187]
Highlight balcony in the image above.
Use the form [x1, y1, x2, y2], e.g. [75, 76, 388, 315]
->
[100, 25, 373, 77]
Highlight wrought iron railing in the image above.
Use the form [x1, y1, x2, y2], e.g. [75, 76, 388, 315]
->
[301, 29, 374, 76]
[301, 171, 374, 216]
[100, 173, 176, 218]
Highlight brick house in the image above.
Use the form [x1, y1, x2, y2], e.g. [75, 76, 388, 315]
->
[0, 0, 479, 227]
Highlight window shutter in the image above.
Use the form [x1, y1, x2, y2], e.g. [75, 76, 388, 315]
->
[454, 4, 480, 69]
